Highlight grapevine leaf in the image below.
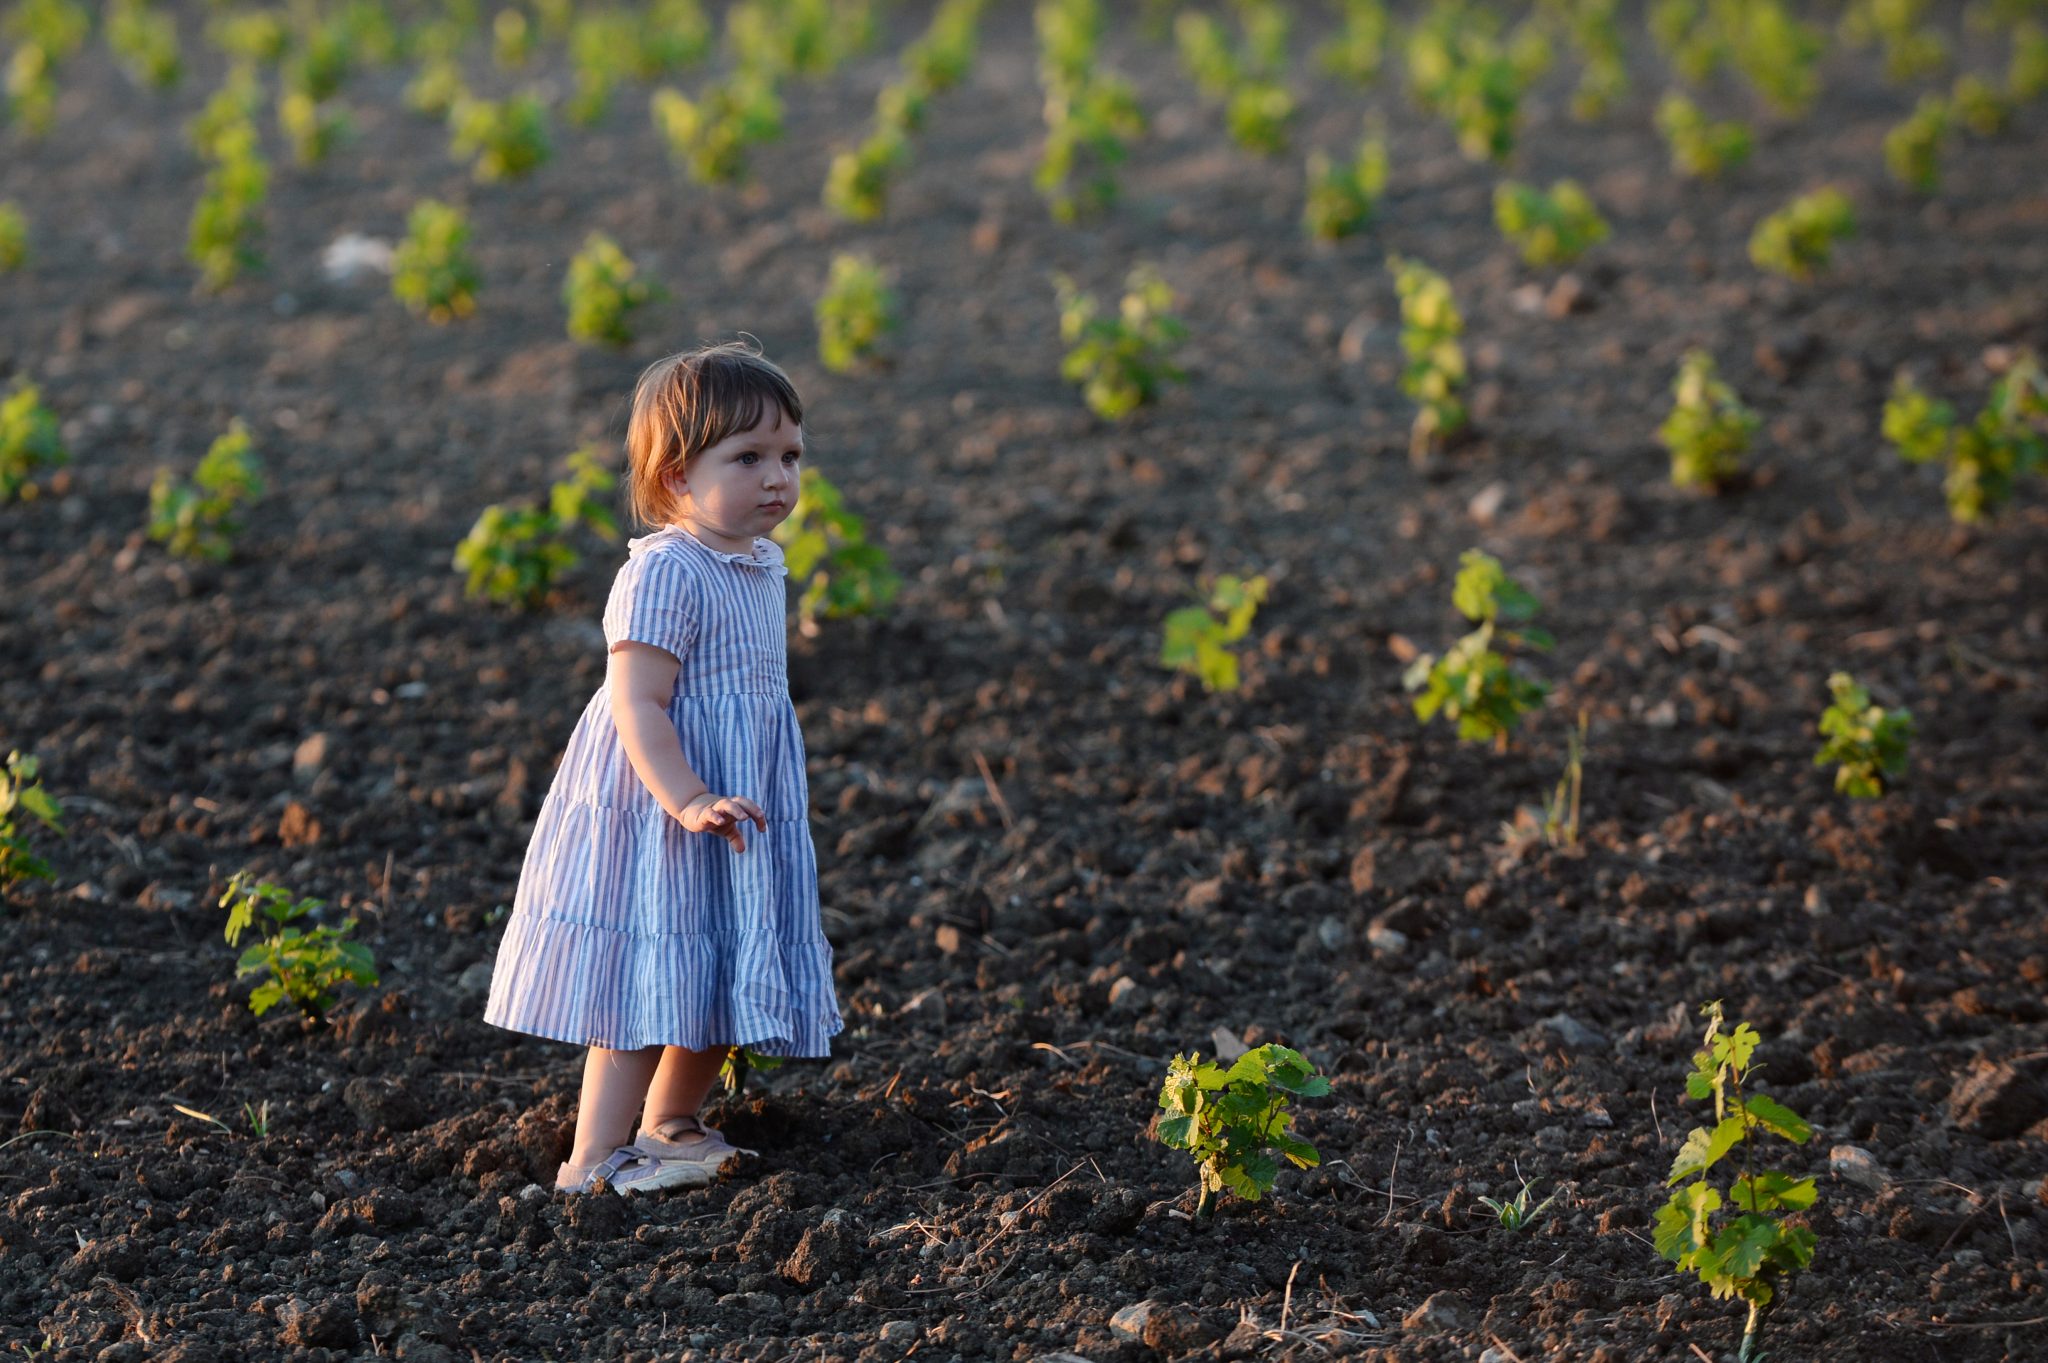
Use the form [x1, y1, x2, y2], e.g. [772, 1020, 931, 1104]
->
[1653, 1181, 1720, 1263]
[1667, 1116, 1746, 1184]
[1743, 1093, 1812, 1143]
[1731, 1171, 1816, 1212]
[1711, 1213, 1781, 1280]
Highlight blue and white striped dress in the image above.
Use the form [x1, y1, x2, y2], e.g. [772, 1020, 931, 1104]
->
[483, 523, 844, 1056]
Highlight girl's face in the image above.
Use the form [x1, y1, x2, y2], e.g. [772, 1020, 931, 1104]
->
[663, 405, 804, 553]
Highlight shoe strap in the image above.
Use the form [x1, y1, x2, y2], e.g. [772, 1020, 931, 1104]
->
[592, 1146, 642, 1186]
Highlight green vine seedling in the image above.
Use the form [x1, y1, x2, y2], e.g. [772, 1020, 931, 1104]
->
[392, 199, 480, 323]
[187, 66, 262, 159]
[1883, 355, 2048, 522]
[1404, 1, 1546, 163]
[209, 10, 288, 66]
[771, 468, 903, 632]
[449, 91, 552, 181]
[188, 117, 268, 292]
[1655, 92, 1751, 180]
[1034, 0, 1145, 222]
[719, 1045, 786, 1097]
[1883, 93, 1949, 193]
[814, 252, 899, 373]
[1053, 264, 1188, 420]
[1154, 1043, 1329, 1219]
[1949, 74, 2012, 136]
[220, 869, 380, 1025]
[1317, 0, 1389, 84]
[454, 447, 619, 610]
[1814, 671, 1913, 798]
[1493, 178, 1609, 267]
[405, 56, 466, 120]
[1559, 0, 1628, 120]
[2015, 23, 2048, 101]
[282, 10, 353, 105]
[1656, 1001, 1818, 1363]
[1159, 572, 1269, 694]
[492, 7, 535, 69]
[279, 89, 351, 166]
[1403, 549, 1553, 751]
[1748, 187, 1855, 281]
[1727, 0, 1824, 116]
[822, 125, 908, 221]
[563, 232, 661, 347]
[108, 0, 181, 89]
[1387, 254, 1467, 463]
[1660, 348, 1759, 492]
[1, 750, 65, 901]
[147, 419, 264, 563]
[1476, 1165, 1559, 1231]
[1302, 122, 1389, 241]
[651, 73, 785, 187]
[0, 381, 68, 503]
[902, 0, 984, 94]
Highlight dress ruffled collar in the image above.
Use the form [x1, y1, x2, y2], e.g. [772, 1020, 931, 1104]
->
[628, 522, 788, 575]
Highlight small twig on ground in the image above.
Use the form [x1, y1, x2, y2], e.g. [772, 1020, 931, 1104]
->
[0, 1130, 84, 1152]
[1919, 1313, 2048, 1330]
[1650, 1090, 1664, 1148]
[1278, 1260, 1302, 1335]
[1486, 1336, 1527, 1363]
[1380, 1137, 1404, 1227]
[972, 749, 1015, 832]
[1687, 1344, 1716, 1363]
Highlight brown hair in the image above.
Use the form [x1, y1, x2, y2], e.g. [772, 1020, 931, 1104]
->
[623, 337, 805, 530]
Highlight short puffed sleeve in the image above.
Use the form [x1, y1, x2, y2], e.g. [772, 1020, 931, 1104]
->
[602, 549, 699, 660]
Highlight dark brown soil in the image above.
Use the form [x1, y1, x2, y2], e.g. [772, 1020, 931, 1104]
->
[4, 4, 2047, 1363]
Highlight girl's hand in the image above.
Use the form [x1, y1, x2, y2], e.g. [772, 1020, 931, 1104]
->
[677, 792, 768, 853]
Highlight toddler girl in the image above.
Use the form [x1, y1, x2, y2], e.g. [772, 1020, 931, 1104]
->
[483, 338, 844, 1194]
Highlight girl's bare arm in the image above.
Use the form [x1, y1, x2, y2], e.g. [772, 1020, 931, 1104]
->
[606, 642, 767, 850]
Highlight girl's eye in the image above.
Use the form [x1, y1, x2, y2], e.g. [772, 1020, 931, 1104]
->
[784, 451, 801, 463]
[739, 452, 757, 464]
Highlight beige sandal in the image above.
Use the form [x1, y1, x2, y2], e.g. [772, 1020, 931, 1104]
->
[632, 1114, 757, 1177]
[555, 1143, 714, 1195]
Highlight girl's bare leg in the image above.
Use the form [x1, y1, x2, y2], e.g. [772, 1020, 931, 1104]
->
[566, 1044, 665, 1168]
[641, 1044, 732, 1133]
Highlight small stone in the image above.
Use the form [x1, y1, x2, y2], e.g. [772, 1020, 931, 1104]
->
[1316, 915, 1349, 952]
[1109, 1301, 1161, 1341]
[1947, 1059, 2048, 1139]
[1403, 1291, 1476, 1334]
[1540, 1014, 1609, 1052]
[1366, 923, 1409, 954]
[1829, 1144, 1889, 1192]
[1209, 1027, 1249, 1065]
[1544, 273, 1588, 317]
[1108, 1300, 1215, 1352]
[455, 961, 494, 998]
[1468, 481, 1506, 526]
[935, 923, 965, 955]
[1182, 878, 1227, 915]
[877, 1319, 918, 1345]
[293, 732, 332, 782]
[1803, 885, 1829, 916]
[277, 1295, 357, 1349]
[1107, 976, 1144, 1011]
[342, 1076, 427, 1133]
